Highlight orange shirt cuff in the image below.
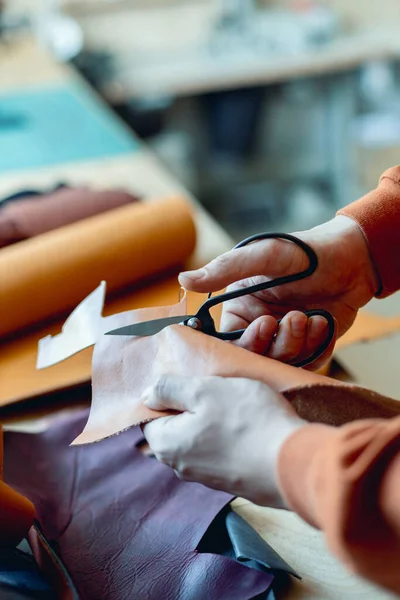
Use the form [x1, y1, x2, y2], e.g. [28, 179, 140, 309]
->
[338, 166, 400, 298]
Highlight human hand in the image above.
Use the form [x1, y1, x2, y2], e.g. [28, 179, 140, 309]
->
[179, 216, 380, 369]
[142, 375, 305, 507]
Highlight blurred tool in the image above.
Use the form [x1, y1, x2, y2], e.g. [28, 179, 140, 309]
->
[33, 1, 83, 61]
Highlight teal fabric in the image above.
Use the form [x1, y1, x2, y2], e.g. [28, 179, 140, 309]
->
[0, 84, 139, 173]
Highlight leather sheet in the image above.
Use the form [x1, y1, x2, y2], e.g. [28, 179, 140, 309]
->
[0, 186, 139, 248]
[4, 411, 274, 600]
[69, 301, 399, 444]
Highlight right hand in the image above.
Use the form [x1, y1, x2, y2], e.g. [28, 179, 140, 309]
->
[179, 216, 380, 370]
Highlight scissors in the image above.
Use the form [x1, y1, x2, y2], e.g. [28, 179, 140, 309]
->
[105, 232, 335, 368]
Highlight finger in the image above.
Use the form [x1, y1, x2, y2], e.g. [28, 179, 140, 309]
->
[302, 316, 338, 371]
[267, 312, 308, 362]
[220, 288, 274, 332]
[179, 237, 307, 293]
[143, 416, 179, 463]
[234, 315, 278, 355]
[141, 375, 200, 413]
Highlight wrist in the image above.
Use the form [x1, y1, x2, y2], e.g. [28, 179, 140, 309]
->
[320, 215, 381, 297]
[337, 215, 380, 294]
[257, 414, 307, 509]
[276, 423, 337, 525]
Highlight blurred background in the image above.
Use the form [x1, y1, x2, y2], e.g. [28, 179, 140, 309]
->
[3, 0, 400, 241]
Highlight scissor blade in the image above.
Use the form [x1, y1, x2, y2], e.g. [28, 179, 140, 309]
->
[105, 315, 195, 337]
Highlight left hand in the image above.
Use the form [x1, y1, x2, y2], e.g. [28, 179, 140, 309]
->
[142, 375, 305, 507]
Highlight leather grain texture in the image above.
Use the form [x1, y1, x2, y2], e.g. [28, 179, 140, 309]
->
[4, 411, 273, 600]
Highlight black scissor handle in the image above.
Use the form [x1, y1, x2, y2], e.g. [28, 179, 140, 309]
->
[196, 233, 335, 368]
[217, 309, 335, 368]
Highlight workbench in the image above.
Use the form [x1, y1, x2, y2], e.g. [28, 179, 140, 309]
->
[0, 36, 396, 600]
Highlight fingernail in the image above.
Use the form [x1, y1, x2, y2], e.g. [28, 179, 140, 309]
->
[180, 269, 205, 281]
[141, 386, 154, 404]
[259, 319, 276, 341]
[290, 315, 307, 338]
[308, 316, 327, 340]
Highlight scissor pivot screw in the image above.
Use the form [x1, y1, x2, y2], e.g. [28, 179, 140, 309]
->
[187, 317, 202, 330]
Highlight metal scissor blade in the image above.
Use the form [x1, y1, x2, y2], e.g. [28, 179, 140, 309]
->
[105, 315, 195, 337]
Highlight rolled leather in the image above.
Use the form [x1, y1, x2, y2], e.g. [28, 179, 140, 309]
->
[0, 196, 196, 339]
[0, 186, 139, 248]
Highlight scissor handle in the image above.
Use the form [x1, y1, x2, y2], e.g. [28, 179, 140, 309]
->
[196, 232, 335, 368]
[199, 233, 318, 313]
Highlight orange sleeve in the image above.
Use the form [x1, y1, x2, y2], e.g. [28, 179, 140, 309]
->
[277, 417, 400, 594]
[0, 427, 35, 548]
[338, 166, 400, 297]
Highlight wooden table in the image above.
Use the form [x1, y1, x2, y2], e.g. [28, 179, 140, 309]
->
[0, 36, 396, 600]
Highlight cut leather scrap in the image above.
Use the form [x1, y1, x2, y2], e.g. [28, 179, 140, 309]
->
[4, 410, 274, 600]
[37, 283, 187, 369]
[199, 508, 299, 579]
[73, 314, 400, 445]
[0, 195, 196, 339]
[37, 282, 107, 369]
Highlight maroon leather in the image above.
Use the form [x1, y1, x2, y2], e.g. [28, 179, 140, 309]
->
[3, 410, 273, 599]
[0, 187, 139, 248]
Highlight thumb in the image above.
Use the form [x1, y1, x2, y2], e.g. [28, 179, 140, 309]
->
[179, 237, 308, 293]
[141, 376, 197, 413]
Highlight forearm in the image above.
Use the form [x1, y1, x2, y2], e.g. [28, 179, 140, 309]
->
[338, 166, 400, 297]
[277, 416, 400, 593]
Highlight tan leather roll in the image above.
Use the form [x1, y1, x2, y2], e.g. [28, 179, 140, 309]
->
[0, 196, 196, 338]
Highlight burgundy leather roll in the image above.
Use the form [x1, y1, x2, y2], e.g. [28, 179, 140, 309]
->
[4, 411, 273, 599]
[0, 186, 139, 248]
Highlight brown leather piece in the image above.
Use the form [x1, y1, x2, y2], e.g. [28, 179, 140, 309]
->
[284, 384, 400, 426]
[73, 312, 400, 445]
[0, 186, 139, 248]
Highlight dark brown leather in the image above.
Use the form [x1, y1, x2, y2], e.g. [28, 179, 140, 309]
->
[285, 383, 400, 426]
[4, 411, 273, 600]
